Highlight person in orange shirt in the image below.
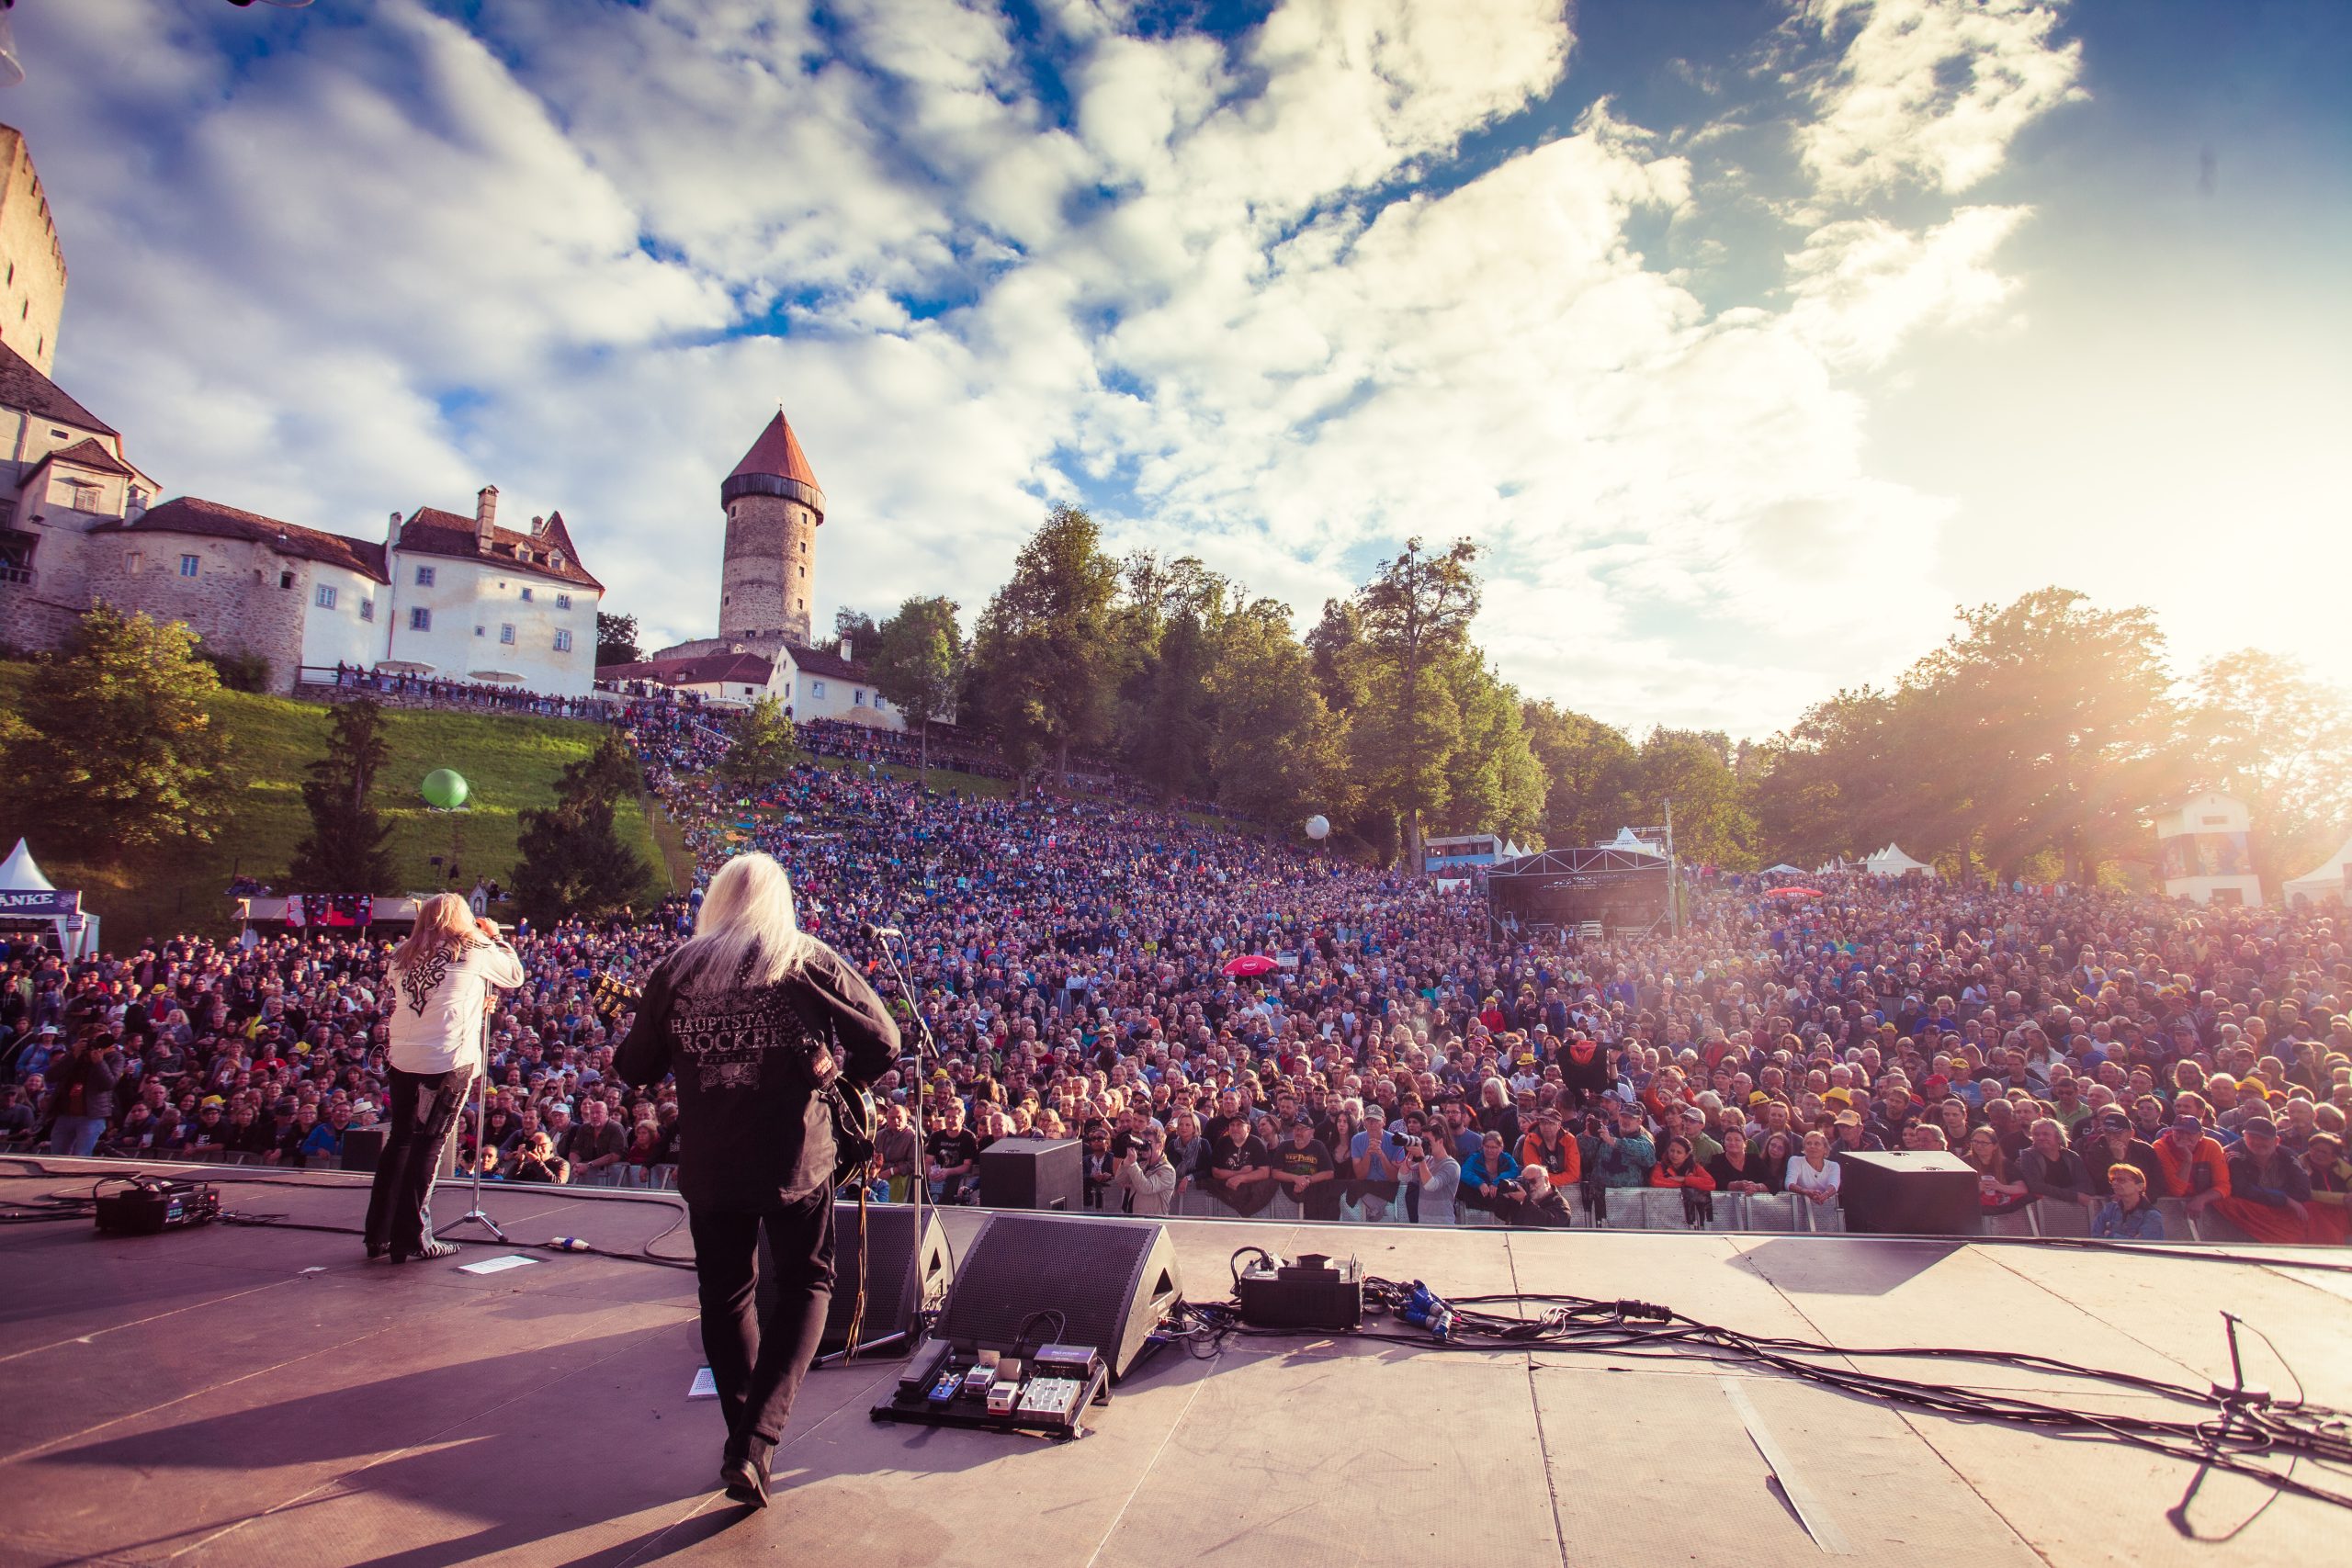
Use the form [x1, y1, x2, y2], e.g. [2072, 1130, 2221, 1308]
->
[2149, 1111, 2231, 1222]
[1517, 1106, 1579, 1187]
[1650, 1134, 1716, 1190]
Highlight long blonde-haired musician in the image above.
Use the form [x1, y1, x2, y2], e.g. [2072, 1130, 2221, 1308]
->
[615, 852, 897, 1507]
[362, 893, 523, 1262]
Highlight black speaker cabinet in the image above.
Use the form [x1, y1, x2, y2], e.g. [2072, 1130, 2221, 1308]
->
[339, 1126, 386, 1174]
[759, 1202, 954, 1356]
[978, 1135, 1083, 1212]
[1835, 1150, 1984, 1235]
[935, 1212, 1182, 1381]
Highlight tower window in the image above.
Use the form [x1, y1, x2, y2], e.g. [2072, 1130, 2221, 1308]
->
[796, 598, 804, 610]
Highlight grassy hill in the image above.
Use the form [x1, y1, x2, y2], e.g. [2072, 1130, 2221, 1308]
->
[0, 665, 671, 944]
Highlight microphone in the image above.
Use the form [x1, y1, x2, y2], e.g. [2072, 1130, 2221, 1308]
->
[863, 922, 902, 940]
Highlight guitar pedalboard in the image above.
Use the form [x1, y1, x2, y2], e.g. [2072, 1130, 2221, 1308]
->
[873, 1338, 1109, 1439]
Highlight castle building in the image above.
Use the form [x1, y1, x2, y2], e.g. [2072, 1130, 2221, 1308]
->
[0, 125, 607, 694]
[612, 411, 905, 729]
[0, 127, 67, 377]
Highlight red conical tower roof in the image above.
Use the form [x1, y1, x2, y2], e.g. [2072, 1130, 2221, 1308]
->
[721, 410, 826, 517]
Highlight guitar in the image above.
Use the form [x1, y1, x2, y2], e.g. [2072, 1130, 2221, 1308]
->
[591, 973, 878, 1190]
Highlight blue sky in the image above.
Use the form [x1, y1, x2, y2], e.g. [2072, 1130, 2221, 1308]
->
[8, 0, 2347, 735]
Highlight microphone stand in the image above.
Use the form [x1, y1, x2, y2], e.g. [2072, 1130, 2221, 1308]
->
[830, 924, 943, 1363]
[442, 1000, 506, 1243]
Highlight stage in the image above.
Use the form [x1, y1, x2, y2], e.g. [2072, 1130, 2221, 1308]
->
[0, 1160, 2345, 1567]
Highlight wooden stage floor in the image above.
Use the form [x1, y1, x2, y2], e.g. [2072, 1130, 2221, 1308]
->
[1, 1158, 2346, 1567]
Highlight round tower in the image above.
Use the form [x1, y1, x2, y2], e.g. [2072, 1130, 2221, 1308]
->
[718, 410, 825, 647]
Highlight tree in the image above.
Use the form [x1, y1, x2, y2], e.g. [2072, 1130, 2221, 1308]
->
[596, 611, 642, 667]
[833, 607, 882, 649]
[1355, 537, 1481, 870]
[718, 694, 797, 790]
[1, 604, 231, 859]
[869, 596, 963, 786]
[511, 729, 651, 924]
[1637, 728, 1757, 870]
[1521, 700, 1640, 851]
[287, 698, 397, 893]
[1907, 589, 2181, 882]
[967, 504, 1122, 784]
[1306, 598, 1368, 716]
[1432, 650, 1545, 844]
[1203, 598, 1351, 829]
[2181, 650, 2352, 895]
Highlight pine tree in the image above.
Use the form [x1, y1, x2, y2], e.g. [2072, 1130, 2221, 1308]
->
[511, 728, 652, 924]
[287, 698, 398, 893]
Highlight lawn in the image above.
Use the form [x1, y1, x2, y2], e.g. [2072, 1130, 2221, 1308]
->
[0, 665, 670, 944]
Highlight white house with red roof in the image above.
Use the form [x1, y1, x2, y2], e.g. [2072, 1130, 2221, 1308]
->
[372, 486, 602, 695]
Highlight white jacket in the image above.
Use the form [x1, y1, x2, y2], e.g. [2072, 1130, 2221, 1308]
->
[386, 938, 526, 1074]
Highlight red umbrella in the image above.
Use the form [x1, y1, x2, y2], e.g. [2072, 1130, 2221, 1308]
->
[1222, 954, 1278, 976]
[1765, 886, 1825, 899]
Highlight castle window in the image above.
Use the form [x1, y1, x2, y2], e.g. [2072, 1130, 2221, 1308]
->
[554, 629, 572, 653]
[315, 584, 337, 610]
[181, 554, 199, 577]
[521, 587, 534, 603]
[556, 593, 571, 610]
[798, 566, 806, 578]
[359, 599, 375, 623]
[475, 626, 485, 637]
[854, 689, 865, 706]
[410, 607, 432, 631]
[415, 565, 435, 586]
[124, 550, 142, 573]
[811, 681, 826, 699]
[796, 598, 805, 610]
[500, 624, 515, 645]
[279, 571, 295, 590]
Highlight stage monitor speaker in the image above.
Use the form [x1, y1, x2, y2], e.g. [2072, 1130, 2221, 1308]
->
[1835, 1150, 1984, 1235]
[758, 1202, 954, 1356]
[978, 1135, 1082, 1212]
[935, 1212, 1182, 1381]
[339, 1127, 385, 1174]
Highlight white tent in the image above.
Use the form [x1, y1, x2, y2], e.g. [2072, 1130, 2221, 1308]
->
[1604, 827, 1664, 857]
[1862, 842, 1935, 878]
[1762, 863, 1805, 875]
[0, 839, 93, 957]
[2283, 833, 2352, 908]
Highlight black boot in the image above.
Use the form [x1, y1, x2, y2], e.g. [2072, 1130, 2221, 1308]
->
[720, 1435, 773, 1508]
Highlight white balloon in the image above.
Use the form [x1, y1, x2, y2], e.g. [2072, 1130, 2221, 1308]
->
[1305, 815, 1330, 840]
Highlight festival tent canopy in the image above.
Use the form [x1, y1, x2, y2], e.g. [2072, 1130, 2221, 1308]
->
[1605, 828, 1664, 857]
[0, 838, 56, 893]
[1763, 863, 1806, 875]
[1862, 843, 1935, 877]
[2282, 833, 2352, 907]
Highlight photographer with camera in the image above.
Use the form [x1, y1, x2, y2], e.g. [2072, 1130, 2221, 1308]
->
[1592, 1095, 1657, 1188]
[1395, 1113, 1460, 1223]
[1498, 1163, 1574, 1227]
[1112, 1122, 1177, 1215]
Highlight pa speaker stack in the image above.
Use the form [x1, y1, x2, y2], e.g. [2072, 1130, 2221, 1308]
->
[1835, 1150, 1984, 1235]
[759, 1201, 954, 1356]
[978, 1135, 1083, 1212]
[934, 1212, 1182, 1381]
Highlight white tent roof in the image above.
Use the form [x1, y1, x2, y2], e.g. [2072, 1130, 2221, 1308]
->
[0, 839, 55, 892]
[1763, 863, 1805, 874]
[2283, 832, 2352, 901]
[1605, 827, 1664, 857]
[1863, 842, 1934, 876]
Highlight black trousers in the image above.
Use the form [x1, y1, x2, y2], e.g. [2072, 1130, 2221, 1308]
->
[688, 1190, 834, 1450]
[362, 1066, 473, 1252]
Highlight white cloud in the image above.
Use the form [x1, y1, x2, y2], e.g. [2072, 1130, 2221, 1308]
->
[6, 0, 2104, 737]
[1796, 0, 2085, 202]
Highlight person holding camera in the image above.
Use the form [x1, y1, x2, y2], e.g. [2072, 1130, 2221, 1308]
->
[1499, 1163, 1574, 1227]
[1399, 1121, 1461, 1223]
[505, 1130, 570, 1184]
[365, 894, 523, 1264]
[1113, 1122, 1177, 1215]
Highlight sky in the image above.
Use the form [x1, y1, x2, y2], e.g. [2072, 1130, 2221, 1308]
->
[7, 0, 2347, 739]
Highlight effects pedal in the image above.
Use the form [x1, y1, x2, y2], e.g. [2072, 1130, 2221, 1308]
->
[1016, 1376, 1086, 1429]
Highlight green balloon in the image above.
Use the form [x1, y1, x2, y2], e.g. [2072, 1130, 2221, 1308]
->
[421, 769, 469, 810]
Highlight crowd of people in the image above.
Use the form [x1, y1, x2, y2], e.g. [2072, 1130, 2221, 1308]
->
[4, 702, 2347, 1248]
[310, 664, 608, 720]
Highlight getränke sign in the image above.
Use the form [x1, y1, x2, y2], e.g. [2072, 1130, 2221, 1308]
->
[0, 887, 79, 919]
